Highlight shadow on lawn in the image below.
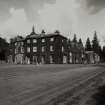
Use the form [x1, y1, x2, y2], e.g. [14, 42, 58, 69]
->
[92, 85, 105, 105]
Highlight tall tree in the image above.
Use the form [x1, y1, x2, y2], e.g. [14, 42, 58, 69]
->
[72, 34, 77, 43]
[102, 46, 105, 62]
[92, 31, 100, 54]
[78, 38, 84, 53]
[78, 38, 83, 46]
[68, 39, 72, 50]
[0, 37, 9, 61]
[85, 37, 92, 51]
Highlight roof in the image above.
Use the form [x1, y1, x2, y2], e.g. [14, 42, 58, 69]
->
[26, 33, 67, 39]
[12, 36, 25, 43]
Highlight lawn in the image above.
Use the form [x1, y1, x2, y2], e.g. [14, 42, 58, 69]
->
[0, 64, 99, 105]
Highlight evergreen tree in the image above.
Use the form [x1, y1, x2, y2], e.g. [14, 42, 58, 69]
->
[85, 37, 92, 51]
[72, 34, 77, 43]
[78, 38, 83, 46]
[102, 46, 105, 62]
[77, 38, 84, 53]
[92, 31, 100, 54]
[68, 39, 72, 49]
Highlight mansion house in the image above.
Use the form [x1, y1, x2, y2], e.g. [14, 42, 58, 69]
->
[8, 27, 85, 64]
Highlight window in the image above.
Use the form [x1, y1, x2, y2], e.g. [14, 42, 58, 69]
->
[69, 52, 72, 57]
[63, 56, 67, 64]
[42, 46, 45, 52]
[15, 42, 17, 46]
[18, 42, 21, 46]
[21, 42, 24, 45]
[33, 47, 37, 52]
[62, 46, 64, 52]
[15, 48, 17, 54]
[33, 39, 37, 43]
[82, 53, 84, 58]
[50, 56, 53, 63]
[69, 52, 72, 63]
[42, 39, 45, 43]
[41, 56, 45, 64]
[50, 46, 53, 51]
[21, 47, 24, 53]
[50, 38, 54, 42]
[27, 47, 30, 53]
[27, 40, 30, 43]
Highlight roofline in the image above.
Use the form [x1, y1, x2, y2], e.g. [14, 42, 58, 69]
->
[25, 33, 67, 39]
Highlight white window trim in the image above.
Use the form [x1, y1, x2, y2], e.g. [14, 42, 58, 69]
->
[33, 47, 37, 52]
[50, 46, 53, 51]
[42, 46, 45, 52]
[33, 39, 37, 43]
[62, 46, 64, 52]
[50, 38, 54, 42]
[50, 56, 53, 63]
[27, 47, 30, 53]
[21, 47, 24, 53]
[42, 39, 45, 43]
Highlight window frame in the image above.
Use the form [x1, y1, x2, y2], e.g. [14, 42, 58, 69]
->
[50, 45, 54, 52]
[33, 46, 37, 52]
[50, 38, 54, 42]
[33, 39, 37, 43]
[27, 47, 30, 53]
[42, 38, 45, 43]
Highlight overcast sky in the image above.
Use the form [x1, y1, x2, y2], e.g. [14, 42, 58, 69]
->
[0, 0, 105, 45]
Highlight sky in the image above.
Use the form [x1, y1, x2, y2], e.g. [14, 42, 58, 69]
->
[0, 0, 105, 45]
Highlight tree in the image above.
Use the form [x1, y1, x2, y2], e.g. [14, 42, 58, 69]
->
[102, 46, 105, 62]
[85, 37, 92, 51]
[0, 37, 9, 61]
[78, 38, 83, 46]
[10, 35, 24, 44]
[72, 34, 77, 44]
[68, 39, 72, 49]
[92, 31, 100, 54]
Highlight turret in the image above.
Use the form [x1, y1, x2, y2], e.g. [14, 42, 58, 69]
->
[30, 25, 36, 35]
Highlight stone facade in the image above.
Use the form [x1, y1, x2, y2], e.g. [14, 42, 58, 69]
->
[8, 27, 98, 64]
[85, 51, 100, 64]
